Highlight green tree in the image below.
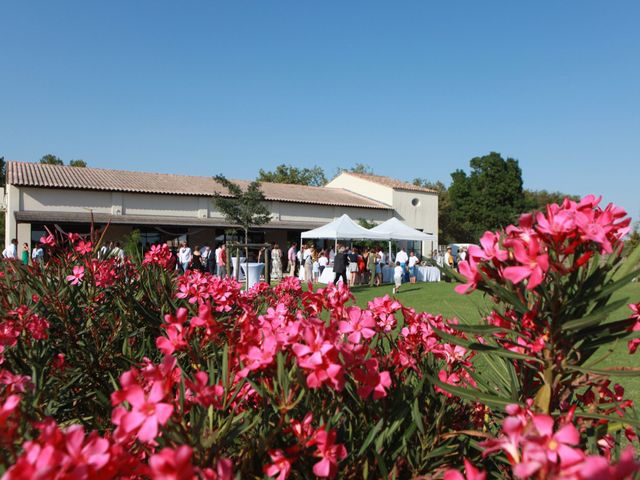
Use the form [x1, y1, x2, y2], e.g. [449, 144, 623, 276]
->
[448, 152, 526, 242]
[335, 163, 374, 176]
[69, 159, 87, 168]
[0, 156, 5, 185]
[213, 176, 272, 287]
[257, 164, 327, 187]
[39, 154, 64, 165]
[524, 189, 579, 211]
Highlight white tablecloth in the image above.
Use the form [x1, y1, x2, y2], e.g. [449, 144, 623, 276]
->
[317, 266, 346, 284]
[241, 262, 264, 289]
[230, 257, 246, 280]
[383, 265, 440, 283]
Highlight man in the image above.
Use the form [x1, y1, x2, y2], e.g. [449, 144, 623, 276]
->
[31, 242, 45, 265]
[287, 242, 298, 277]
[2, 238, 18, 259]
[215, 243, 227, 278]
[408, 250, 419, 284]
[395, 247, 409, 282]
[177, 241, 192, 273]
[332, 247, 348, 285]
[444, 247, 454, 268]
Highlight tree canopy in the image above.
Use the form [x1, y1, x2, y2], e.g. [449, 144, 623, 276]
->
[257, 164, 327, 187]
[212, 175, 272, 240]
[39, 154, 64, 165]
[446, 152, 526, 242]
[39, 154, 87, 167]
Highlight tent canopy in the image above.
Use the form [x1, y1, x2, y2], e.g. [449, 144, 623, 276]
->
[301, 214, 387, 241]
[370, 217, 436, 241]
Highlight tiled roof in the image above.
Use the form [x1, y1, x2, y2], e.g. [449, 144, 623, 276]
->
[6, 162, 391, 210]
[341, 172, 437, 193]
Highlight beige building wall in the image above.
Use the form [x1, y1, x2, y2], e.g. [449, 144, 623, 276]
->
[325, 174, 394, 206]
[391, 189, 439, 255]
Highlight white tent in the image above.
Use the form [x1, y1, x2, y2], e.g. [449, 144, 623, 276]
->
[370, 217, 436, 241]
[370, 217, 436, 261]
[301, 214, 387, 243]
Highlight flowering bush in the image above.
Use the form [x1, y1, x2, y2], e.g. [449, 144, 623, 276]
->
[0, 195, 639, 478]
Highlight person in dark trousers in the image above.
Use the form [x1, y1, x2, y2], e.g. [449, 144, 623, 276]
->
[333, 247, 349, 285]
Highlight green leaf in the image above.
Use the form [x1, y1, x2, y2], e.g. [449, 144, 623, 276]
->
[430, 375, 515, 409]
[565, 366, 640, 377]
[562, 298, 630, 331]
[358, 418, 385, 456]
[575, 411, 640, 429]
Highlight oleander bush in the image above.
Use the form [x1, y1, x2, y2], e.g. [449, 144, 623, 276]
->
[0, 195, 639, 479]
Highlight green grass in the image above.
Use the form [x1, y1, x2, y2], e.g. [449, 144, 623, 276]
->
[347, 280, 640, 405]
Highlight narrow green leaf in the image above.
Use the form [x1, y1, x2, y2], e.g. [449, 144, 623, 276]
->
[358, 418, 385, 456]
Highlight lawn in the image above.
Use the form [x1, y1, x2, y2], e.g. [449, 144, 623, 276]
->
[346, 280, 640, 405]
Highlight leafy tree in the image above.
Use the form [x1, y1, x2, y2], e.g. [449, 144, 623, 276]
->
[524, 189, 579, 211]
[335, 163, 374, 176]
[39, 154, 64, 165]
[257, 164, 327, 187]
[69, 159, 87, 168]
[0, 156, 5, 185]
[448, 152, 526, 242]
[213, 176, 271, 287]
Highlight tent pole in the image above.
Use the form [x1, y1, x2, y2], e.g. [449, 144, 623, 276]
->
[334, 238, 337, 252]
[388, 240, 392, 264]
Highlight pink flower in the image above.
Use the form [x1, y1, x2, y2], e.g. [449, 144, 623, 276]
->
[63, 425, 111, 474]
[149, 445, 195, 480]
[156, 325, 188, 356]
[74, 240, 93, 255]
[444, 459, 487, 480]
[312, 428, 347, 478]
[353, 358, 391, 400]
[455, 258, 481, 294]
[338, 307, 376, 344]
[66, 266, 85, 285]
[114, 381, 174, 443]
[263, 449, 292, 480]
[503, 237, 549, 290]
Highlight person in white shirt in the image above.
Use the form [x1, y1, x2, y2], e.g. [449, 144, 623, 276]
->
[318, 252, 329, 275]
[31, 243, 44, 265]
[408, 250, 420, 283]
[177, 241, 192, 273]
[444, 247, 454, 269]
[459, 248, 467, 262]
[2, 238, 18, 259]
[395, 248, 409, 282]
[215, 244, 227, 277]
[392, 261, 404, 295]
[302, 245, 313, 282]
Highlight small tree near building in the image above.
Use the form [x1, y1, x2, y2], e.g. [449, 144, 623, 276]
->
[212, 175, 271, 288]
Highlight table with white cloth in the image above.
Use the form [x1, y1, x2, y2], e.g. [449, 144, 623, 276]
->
[241, 262, 264, 289]
[230, 257, 246, 280]
[382, 265, 440, 283]
[416, 266, 441, 282]
[317, 266, 346, 284]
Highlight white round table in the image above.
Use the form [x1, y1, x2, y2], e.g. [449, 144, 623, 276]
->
[241, 262, 264, 289]
[230, 256, 246, 280]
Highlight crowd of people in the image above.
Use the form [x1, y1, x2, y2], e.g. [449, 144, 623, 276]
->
[3, 235, 435, 294]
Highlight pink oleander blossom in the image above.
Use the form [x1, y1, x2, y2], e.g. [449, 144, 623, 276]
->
[66, 265, 85, 285]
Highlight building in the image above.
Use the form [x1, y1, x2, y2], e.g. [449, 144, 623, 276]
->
[3, 162, 438, 254]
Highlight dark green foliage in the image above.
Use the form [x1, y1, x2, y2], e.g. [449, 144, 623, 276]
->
[69, 159, 87, 168]
[39, 154, 64, 165]
[257, 164, 327, 187]
[448, 152, 526, 242]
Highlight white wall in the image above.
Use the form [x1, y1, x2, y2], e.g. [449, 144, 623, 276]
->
[325, 174, 394, 206]
[392, 189, 439, 255]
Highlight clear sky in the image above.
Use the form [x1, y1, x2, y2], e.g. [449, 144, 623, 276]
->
[2, 1, 639, 219]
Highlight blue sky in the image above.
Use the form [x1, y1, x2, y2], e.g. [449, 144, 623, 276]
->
[2, 1, 639, 219]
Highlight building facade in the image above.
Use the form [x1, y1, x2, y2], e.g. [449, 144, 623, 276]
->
[3, 162, 438, 255]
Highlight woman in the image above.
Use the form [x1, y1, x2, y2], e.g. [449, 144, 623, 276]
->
[21, 243, 29, 265]
[303, 244, 313, 283]
[367, 247, 377, 286]
[191, 246, 205, 272]
[271, 244, 283, 280]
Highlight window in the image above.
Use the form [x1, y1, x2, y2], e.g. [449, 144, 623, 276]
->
[411, 198, 420, 207]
